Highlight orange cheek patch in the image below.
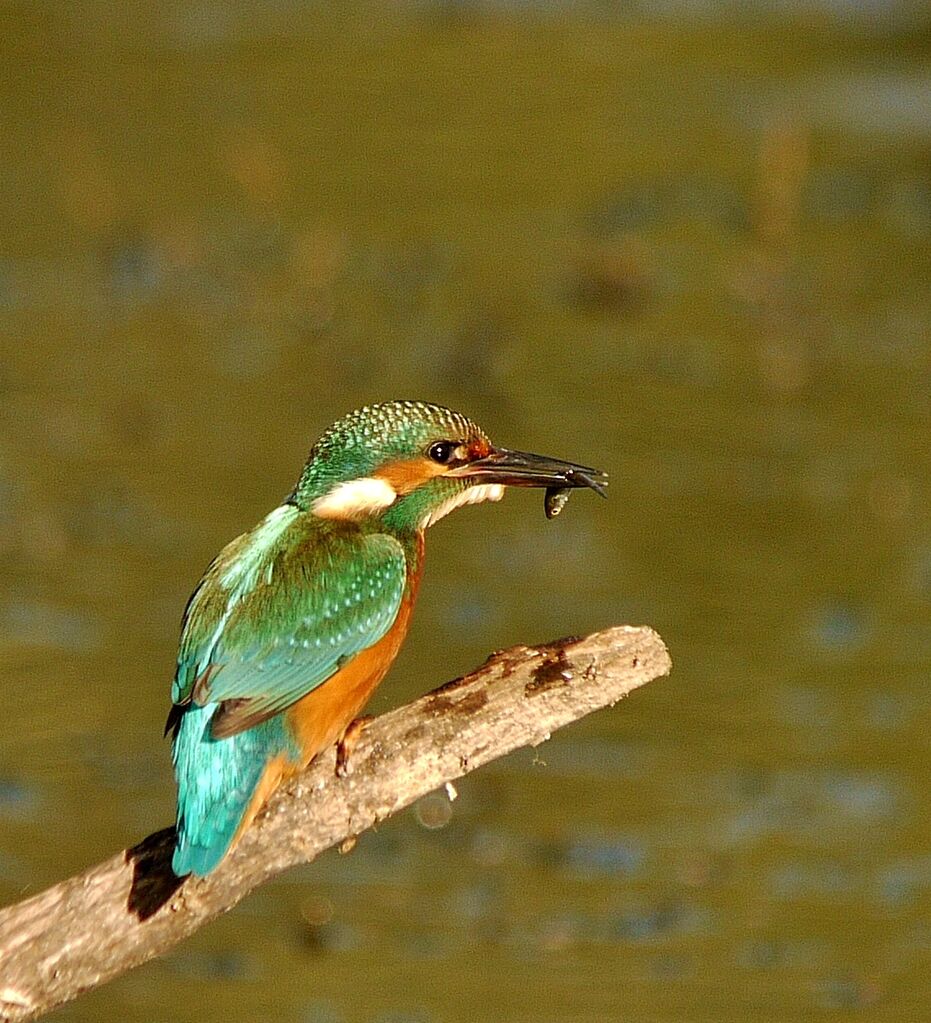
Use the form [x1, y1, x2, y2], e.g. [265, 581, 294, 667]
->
[375, 457, 445, 495]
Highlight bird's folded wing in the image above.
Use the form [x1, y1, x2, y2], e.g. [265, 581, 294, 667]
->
[171, 531, 407, 736]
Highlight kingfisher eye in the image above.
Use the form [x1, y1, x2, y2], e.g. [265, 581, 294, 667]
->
[427, 440, 457, 464]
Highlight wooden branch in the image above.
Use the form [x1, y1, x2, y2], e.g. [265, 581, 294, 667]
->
[0, 625, 670, 1022]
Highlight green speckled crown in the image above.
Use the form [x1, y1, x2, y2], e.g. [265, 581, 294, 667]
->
[291, 400, 488, 506]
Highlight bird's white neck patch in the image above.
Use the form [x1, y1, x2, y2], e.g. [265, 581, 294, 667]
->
[421, 483, 504, 529]
[311, 477, 398, 520]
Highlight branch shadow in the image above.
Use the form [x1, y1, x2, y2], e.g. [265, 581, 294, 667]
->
[125, 827, 184, 921]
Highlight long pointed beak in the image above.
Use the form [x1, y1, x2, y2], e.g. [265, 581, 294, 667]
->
[448, 447, 608, 497]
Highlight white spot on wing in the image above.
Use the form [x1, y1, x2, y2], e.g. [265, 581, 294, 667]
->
[421, 483, 504, 528]
[202, 503, 299, 668]
[311, 477, 398, 520]
[219, 504, 297, 594]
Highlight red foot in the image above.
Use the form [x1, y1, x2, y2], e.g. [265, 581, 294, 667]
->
[335, 716, 373, 778]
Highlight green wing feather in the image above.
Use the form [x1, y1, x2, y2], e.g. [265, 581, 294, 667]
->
[172, 513, 407, 737]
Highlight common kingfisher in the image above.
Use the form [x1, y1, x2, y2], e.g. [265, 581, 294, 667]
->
[168, 400, 607, 876]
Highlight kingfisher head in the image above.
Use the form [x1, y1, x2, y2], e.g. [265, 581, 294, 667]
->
[291, 400, 606, 532]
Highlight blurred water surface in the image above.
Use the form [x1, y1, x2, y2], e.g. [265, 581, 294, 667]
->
[1, 2, 929, 1021]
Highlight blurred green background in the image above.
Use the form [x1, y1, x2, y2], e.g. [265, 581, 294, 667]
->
[1, 2, 930, 1021]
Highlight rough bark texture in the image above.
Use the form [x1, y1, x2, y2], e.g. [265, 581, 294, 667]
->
[0, 625, 670, 1022]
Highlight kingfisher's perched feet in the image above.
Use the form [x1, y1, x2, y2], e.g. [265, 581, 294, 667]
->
[335, 716, 374, 778]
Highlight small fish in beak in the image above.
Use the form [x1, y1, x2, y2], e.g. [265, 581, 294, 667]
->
[544, 487, 572, 519]
[449, 447, 608, 519]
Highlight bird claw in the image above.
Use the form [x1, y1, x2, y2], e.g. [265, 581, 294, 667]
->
[335, 716, 373, 778]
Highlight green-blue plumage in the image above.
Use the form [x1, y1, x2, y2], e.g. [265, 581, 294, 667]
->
[171, 516, 409, 876]
[174, 523, 406, 720]
[172, 706, 299, 876]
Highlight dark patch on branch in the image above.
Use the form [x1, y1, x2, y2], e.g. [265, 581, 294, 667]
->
[525, 648, 574, 696]
[125, 828, 183, 922]
[424, 688, 489, 716]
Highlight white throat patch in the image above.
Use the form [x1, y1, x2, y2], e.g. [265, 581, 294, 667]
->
[421, 483, 504, 529]
[311, 477, 398, 520]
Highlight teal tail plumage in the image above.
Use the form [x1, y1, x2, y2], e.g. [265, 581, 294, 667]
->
[171, 703, 295, 876]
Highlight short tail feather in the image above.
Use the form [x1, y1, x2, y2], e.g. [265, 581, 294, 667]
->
[171, 703, 291, 876]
